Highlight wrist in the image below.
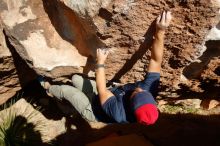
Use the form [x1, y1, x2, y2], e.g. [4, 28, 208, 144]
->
[96, 63, 105, 69]
[155, 30, 165, 39]
[97, 60, 105, 64]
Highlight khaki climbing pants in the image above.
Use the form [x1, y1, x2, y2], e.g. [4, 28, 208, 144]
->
[48, 75, 98, 122]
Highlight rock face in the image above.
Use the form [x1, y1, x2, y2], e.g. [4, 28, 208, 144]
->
[0, 20, 21, 104]
[0, 0, 220, 102]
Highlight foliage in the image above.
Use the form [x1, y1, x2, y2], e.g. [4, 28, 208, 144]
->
[160, 104, 199, 114]
[0, 99, 54, 146]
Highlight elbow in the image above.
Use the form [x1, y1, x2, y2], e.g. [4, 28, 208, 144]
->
[99, 91, 108, 105]
[99, 90, 114, 105]
[150, 58, 162, 65]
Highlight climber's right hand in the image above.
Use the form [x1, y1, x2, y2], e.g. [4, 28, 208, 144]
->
[96, 48, 109, 64]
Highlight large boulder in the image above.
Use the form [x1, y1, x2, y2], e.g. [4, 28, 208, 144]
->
[0, 0, 220, 102]
[0, 20, 21, 104]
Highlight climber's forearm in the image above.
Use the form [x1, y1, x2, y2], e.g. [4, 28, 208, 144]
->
[96, 66, 114, 105]
[96, 67, 107, 99]
[148, 30, 165, 73]
[147, 11, 172, 73]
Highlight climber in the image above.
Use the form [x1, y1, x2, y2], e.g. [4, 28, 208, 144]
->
[38, 11, 172, 125]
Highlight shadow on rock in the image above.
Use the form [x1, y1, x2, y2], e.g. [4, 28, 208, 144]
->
[183, 40, 220, 79]
[174, 78, 220, 100]
[110, 21, 156, 82]
[52, 112, 220, 146]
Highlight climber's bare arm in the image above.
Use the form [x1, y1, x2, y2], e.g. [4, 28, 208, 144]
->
[96, 49, 114, 105]
[148, 11, 172, 73]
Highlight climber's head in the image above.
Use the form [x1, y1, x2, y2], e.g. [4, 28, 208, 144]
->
[130, 88, 159, 125]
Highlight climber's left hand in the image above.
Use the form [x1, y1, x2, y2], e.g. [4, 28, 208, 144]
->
[156, 11, 172, 32]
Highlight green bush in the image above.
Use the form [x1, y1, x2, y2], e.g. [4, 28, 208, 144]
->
[0, 100, 54, 146]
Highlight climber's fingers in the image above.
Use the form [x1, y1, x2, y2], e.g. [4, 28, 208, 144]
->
[96, 48, 109, 63]
[156, 14, 161, 24]
[165, 11, 172, 26]
[161, 11, 166, 25]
